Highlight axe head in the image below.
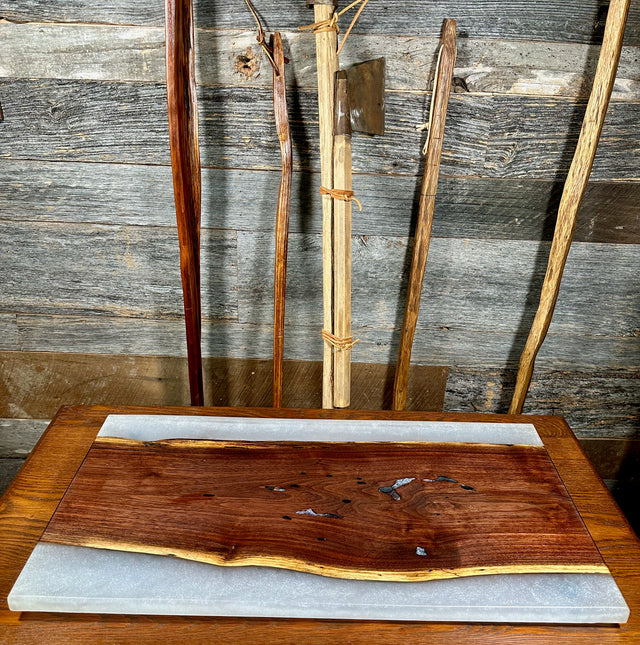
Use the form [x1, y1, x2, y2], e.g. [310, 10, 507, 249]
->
[345, 57, 385, 136]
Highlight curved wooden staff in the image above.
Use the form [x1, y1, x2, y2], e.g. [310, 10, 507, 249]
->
[272, 33, 293, 408]
[509, 0, 630, 414]
[165, 0, 204, 406]
[392, 19, 457, 411]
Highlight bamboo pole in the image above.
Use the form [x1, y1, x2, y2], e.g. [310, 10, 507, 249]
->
[332, 71, 353, 408]
[165, 0, 204, 406]
[392, 19, 457, 411]
[272, 33, 293, 409]
[509, 0, 630, 414]
[309, 0, 339, 409]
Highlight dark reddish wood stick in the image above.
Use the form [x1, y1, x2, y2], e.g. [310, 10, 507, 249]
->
[165, 0, 204, 405]
[272, 33, 293, 409]
[393, 19, 456, 411]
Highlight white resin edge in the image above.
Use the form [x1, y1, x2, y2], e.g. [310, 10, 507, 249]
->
[8, 544, 630, 624]
[98, 415, 544, 446]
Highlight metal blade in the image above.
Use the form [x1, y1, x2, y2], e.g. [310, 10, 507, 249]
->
[345, 57, 385, 136]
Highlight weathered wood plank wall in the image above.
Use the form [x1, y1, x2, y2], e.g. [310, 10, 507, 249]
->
[0, 0, 637, 457]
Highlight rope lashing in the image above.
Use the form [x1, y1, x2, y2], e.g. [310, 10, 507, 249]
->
[319, 186, 363, 211]
[321, 329, 360, 351]
[299, 0, 371, 56]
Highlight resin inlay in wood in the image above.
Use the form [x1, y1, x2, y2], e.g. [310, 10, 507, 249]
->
[41, 438, 607, 581]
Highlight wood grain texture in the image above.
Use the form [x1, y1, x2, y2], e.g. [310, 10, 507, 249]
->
[3, 24, 640, 100]
[1, 428, 639, 496]
[1, 232, 637, 368]
[1, 80, 638, 179]
[7, 313, 639, 374]
[3, 418, 637, 488]
[1, 161, 638, 244]
[1, 406, 639, 644]
[0, 315, 19, 352]
[166, 0, 204, 405]
[3, 0, 640, 45]
[445, 367, 639, 439]
[510, 0, 630, 414]
[394, 19, 456, 411]
[236, 234, 640, 338]
[41, 436, 605, 580]
[0, 352, 447, 418]
[271, 33, 293, 410]
[0, 1, 637, 491]
[0, 420, 49, 458]
[332, 71, 353, 408]
[0, 221, 237, 319]
[309, 2, 339, 409]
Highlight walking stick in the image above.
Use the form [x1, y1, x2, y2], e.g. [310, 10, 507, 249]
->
[165, 0, 204, 406]
[271, 33, 293, 408]
[332, 70, 356, 408]
[306, 0, 339, 409]
[393, 19, 457, 411]
[509, 0, 630, 414]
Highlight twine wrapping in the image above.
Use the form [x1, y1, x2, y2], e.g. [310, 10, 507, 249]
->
[319, 186, 363, 211]
[242, 0, 289, 75]
[299, 0, 371, 55]
[321, 329, 360, 351]
[422, 44, 444, 155]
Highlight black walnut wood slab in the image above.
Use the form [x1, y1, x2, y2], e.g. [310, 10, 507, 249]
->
[42, 438, 607, 581]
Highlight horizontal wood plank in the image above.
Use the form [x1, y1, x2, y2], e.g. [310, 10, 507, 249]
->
[2, 224, 637, 352]
[1, 161, 639, 244]
[5, 318, 638, 437]
[3, 1, 640, 45]
[0, 221, 237, 319]
[2, 24, 640, 99]
[445, 367, 639, 438]
[0, 351, 447, 418]
[0, 80, 638, 180]
[0, 315, 19, 351]
[12, 312, 639, 372]
[0, 419, 49, 457]
[237, 233, 640, 337]
[2, 418, 637, 481]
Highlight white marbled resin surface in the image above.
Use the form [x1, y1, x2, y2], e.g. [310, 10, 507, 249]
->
[9, 544, 629, 623]
[97, 414, 544, 445]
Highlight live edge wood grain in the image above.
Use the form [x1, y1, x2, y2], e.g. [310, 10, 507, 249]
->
[2, 406, 640, 644]
[41, 436, 606, 581]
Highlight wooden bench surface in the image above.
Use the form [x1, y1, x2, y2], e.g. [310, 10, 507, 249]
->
[1, 405, 639, 644]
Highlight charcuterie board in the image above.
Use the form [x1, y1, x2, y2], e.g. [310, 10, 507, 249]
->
[42, 435, 606, 581]
[9, 414, 629, 623]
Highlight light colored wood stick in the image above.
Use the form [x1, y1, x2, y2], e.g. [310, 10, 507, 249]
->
[392, 19, 457, 411]
[309, 2, 340, 409]
[332, 71, 353, 408]
[165, 0, 204, 406]
[271, 33, 292, 409]
[509, 0, 630, 415]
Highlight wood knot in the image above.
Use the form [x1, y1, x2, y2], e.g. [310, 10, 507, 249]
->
[235, 46, 260, 80]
